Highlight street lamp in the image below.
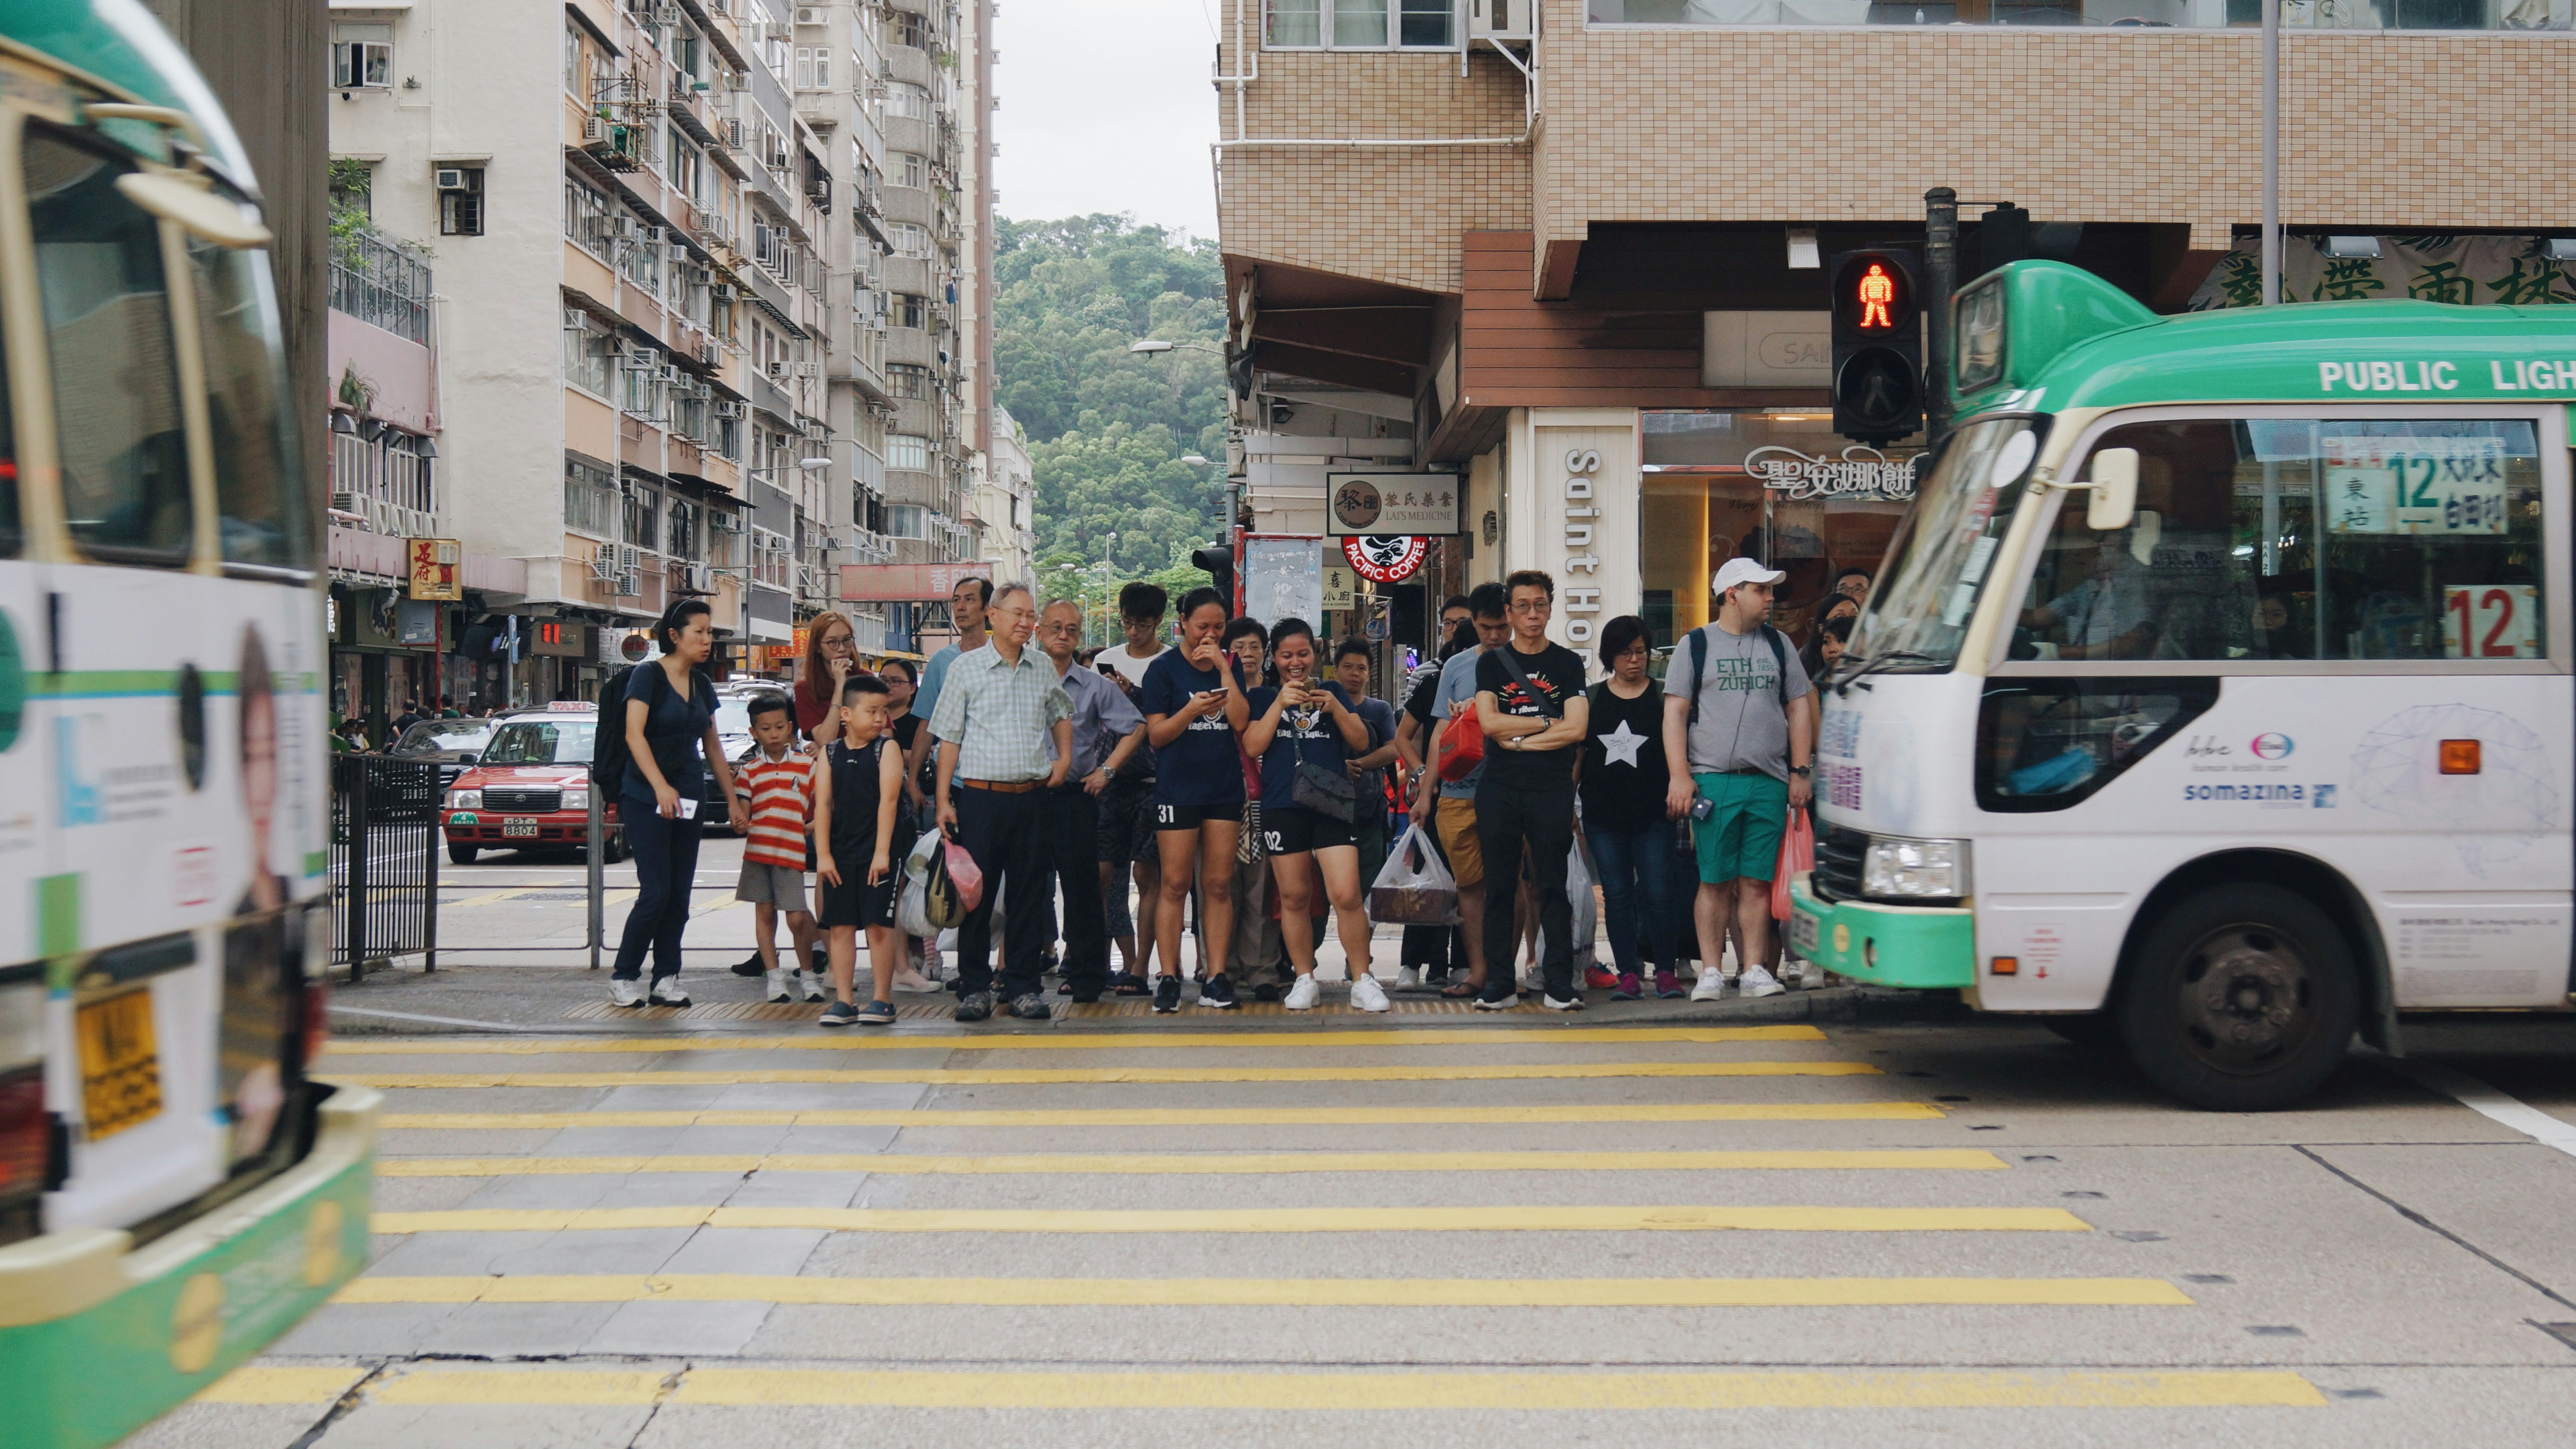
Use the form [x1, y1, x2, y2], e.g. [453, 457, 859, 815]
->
[1130, 338, 1226, 358]
[1101, 530, 1119, 646]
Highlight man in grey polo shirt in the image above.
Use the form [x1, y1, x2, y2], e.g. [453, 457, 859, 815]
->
[1037, 597, 1145, 1003]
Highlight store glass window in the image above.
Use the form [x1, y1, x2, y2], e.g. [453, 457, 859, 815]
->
[1639, 409, 1922, 660]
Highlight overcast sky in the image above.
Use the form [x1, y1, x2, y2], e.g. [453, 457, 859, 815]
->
[992, 0, 1223, 239]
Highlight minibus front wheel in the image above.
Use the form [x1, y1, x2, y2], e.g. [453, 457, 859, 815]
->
[2117, 883, 2360, 1112]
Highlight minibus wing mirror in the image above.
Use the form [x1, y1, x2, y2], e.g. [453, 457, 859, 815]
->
[2084, 447, 2139, 533]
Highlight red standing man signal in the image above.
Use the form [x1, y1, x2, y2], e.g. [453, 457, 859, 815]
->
[1857, 263, 1894, 330]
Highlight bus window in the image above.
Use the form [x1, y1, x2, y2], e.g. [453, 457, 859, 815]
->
[1977, 677, 2219, 812]
[187, 239, 311, 571]
[2014, 418, 2543, 664]
[26, 125, 192, 565]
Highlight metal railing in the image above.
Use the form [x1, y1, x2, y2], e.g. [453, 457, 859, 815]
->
[328, 228, 433, 344]
[328, 755, 440, 982]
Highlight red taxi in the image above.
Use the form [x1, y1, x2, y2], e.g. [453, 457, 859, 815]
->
[440, 703, 627, 864]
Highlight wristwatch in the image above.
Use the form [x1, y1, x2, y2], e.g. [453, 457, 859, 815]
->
[1788, 764, 1811, 777]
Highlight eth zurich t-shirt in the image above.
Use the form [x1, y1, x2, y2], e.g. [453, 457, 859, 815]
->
[1681, 623, 1813, 782]
[1246, 681, 1355, 812]
[1139, 649, 1245, 809]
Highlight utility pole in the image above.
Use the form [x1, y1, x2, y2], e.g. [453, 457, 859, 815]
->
[1923, 187, 1958, 443]
[2261, 0, 2281, 306]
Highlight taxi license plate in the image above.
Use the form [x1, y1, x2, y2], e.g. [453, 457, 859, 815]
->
[1788, 905, 1821, 957]
[502, 817, 541, 837]
[76, 988, 162, 1140]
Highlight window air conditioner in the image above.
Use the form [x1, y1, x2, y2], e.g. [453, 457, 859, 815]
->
[652, 6, 683, 25]
[768, 360, 790, 379]
[617, 215, 641, 238]
[711, 282, 736, 300]
[590, 552, 621, 581]
[658, 364, 682, 383]
[795, 6, 825, 23]
[563, 308, 588, 330]
[1468, 0, 1535, 41]
[623, 346, 657, 369]
[581, 116, 607, 143]
[617, 570, 644, 598]
[667, 243, 690, 262]
[618, 544, 643, 570]
[715, 400, 747, 419]
[793, 362, 820, 378]
[435, 167, 466, 191]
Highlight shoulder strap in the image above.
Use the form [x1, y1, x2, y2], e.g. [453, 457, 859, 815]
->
[1492, 647, 1561, 719]
[1761, 625, 1789, 706]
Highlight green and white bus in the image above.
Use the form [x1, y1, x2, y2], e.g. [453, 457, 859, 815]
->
[1791, 260, 2575, 1110]
[0, 5, 371, 1445]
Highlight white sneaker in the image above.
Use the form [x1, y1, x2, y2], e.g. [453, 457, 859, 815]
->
[1690, 969, 1729, 1002]
[802, 971, 829, 1002]
[608, 977, 645, 1007]
[764, 967, 792, 1004]
[1350, 975, 1391, 1013]
[890, 971, 942, 994]
[1394, 966, 1421, 991]
[1739, 966, 1784, 998]
[1543, 993, 1586, 1012]
[648, 976, 690, 1006]
[1282, 976, 1320, 1011]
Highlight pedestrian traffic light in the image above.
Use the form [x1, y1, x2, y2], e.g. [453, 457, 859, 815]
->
[1189, 544, 1236, 611]
[1829, 248, 1923, 445]
[1977, 204, 2032, 275]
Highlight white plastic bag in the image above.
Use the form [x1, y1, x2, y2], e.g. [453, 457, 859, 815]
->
[896, 831, 939, 940]
[1369, 822, 1460, 926]
[1567, 840, 1598, 970]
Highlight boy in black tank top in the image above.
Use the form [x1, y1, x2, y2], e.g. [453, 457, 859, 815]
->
[813, 675, 907, 1025]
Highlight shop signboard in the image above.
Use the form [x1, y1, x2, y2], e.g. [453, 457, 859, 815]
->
[1326, 472, 1461, 537]
[407, 537, 462, 601]
[1321, 562, 1355, 610]
[1743, 445, 1919, 502]
[1242, 536, 1324, 626]
[838, 562, 1004, 602]
[1342, 534, 1428, 584]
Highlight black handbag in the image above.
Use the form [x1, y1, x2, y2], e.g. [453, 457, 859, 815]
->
[1288, 691, 1359, 823]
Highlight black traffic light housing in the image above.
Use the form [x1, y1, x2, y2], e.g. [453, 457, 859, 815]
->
[1829, 248, 1924, 446]
[1189, 544, 1236, 612]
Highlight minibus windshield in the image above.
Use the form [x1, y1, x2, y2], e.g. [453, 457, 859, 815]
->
[1847, 416, 2044, 672]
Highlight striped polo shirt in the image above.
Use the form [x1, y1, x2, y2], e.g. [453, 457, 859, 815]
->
[732, 747, 814, 870]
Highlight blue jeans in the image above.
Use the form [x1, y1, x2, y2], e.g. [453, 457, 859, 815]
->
[612, 791, 702, 981]
[1589, 822, 1680, 976]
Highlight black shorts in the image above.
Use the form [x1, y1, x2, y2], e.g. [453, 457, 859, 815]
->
[1262, 805, 1355, 857]
[1154, 800, 1240, 833]
[1099, 776, 1159, 866]
[817, 861, 898, 931]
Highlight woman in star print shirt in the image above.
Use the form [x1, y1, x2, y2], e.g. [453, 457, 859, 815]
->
[1577, 616, 1683, 1001]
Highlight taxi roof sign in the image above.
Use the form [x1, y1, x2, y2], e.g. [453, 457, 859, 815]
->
[545, 701, 598, 712]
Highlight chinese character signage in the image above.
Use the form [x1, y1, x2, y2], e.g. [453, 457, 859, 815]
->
[2190, 235, 2576, 312]
[1326, 472, 1461, 538]
[407, 537, 462, 601]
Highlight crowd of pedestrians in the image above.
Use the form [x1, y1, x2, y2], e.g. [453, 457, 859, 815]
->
[598, 560, 1861, 1022]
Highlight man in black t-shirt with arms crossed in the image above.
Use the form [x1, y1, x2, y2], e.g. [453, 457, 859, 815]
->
[1473, 570, 1592, 1010]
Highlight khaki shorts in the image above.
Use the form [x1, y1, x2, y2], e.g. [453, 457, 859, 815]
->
[1433, 797, 1484, 889]
[735, 860, 811, 914]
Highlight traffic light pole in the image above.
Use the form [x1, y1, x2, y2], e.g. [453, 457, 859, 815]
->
[1923, 187, 1958, 444]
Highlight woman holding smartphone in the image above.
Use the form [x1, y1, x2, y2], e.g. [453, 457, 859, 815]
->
[1138, 586, 1251, 1012]
[1243, 618, 1387, 1011]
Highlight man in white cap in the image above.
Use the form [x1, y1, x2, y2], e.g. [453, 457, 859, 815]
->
[1661, 557, 1815, 1000]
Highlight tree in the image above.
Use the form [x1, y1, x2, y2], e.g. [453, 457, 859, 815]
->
[996, 214, 1228, 569]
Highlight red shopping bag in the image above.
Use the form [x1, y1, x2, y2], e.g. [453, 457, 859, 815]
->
[1770, 806, 1815, 921]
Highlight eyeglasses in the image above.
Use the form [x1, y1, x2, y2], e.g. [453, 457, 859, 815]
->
[1040, 622, 1081, 635]
[1509, 600, 1550, 614]
[819, 635, 854, 649]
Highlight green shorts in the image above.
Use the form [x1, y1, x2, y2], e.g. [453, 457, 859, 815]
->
[1692, 770, 1789, 885]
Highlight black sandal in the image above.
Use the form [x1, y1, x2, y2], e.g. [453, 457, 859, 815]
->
[1440, 979, 1480, 999]
[1109, 973, 1151, 997]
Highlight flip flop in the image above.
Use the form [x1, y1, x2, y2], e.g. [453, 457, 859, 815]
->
[1439, 979, 1480, 999]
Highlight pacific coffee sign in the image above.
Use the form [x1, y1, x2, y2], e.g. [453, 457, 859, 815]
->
[1326, 472, 1461, 537]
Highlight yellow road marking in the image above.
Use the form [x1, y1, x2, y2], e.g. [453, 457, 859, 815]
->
[327, 1061, 1879, 1088]
[382, 1102, 1948, 1130]
[349, 1366, 2322, 1410]
[192, 1365, 370, 1404]
[335, 1273, 2190, 1308]
[325, 1025, 1828, 1056]
[444, 888, 535, 909]
[377, 1148, 2006, 1177]
[370, 1204, 2090, 1235]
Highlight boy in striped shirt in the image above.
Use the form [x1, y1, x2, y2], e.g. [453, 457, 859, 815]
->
[734, 694, 821, 1003]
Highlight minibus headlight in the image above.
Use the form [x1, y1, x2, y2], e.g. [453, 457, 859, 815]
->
[1862, 837, 1971, 900]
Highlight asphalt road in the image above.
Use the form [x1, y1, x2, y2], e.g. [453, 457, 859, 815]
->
[132, 840, 2576, 1447]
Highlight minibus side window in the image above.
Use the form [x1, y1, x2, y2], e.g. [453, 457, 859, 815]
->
[2013, 418, 2544, 664]
[25, 125, 192, 566]
[187, 239, 312, 572]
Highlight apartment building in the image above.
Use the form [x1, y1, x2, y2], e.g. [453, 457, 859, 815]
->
[1214, 0, 2576, 658]
[325, 0, 883, 697]
[973, 406, 1037, 584]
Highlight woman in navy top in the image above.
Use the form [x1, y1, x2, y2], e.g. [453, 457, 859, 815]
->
[1242, 618, 1386, 1012]
[611, 599, 747, 1005]
[1137, 586, 1251, 1012]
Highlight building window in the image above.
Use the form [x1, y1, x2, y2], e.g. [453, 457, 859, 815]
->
[715, 413, 743, 461]
[887, 222, 929, 258]
[794, 45, 831, 89]
[895, 294, 926, 329]
[331, 23, 392, 87]
[887, 363, 929, 399]
[438, 165, 484, 236]
[887, 504, 927, 539]
[562, 313, 614, 396]
[1266, 0, 1455, 47]
[890, 12, 929, 49]
[883, 80, 929, 118]
[888, 433, 930, 471]
[666, 496, 701, 560]
[623, 484, 659, 549]
[565, 457, 618, 538]
[897, 152, 926, 189]
[565, 179, 614, 256]
[667, 129, 702, 203]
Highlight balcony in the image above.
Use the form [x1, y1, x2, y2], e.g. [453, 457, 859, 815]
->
[330, 490, 437, 541]
[330, 227, 432, 343]
[581, 114, 647, 172]
[1580, 0, 2569, 25]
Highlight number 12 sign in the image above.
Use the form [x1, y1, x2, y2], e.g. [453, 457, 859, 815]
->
[2443, 584, 2539, 659]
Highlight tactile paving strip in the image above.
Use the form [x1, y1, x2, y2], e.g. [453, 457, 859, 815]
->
[564, 999, 958, 1021]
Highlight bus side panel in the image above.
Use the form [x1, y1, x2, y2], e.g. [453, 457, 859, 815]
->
[1973, 676, 2573, 1012]
[0, 561, 41, 960]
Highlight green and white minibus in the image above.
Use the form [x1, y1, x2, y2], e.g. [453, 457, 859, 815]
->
[1790, 260, 2575, 1110]
[0, 5, 372, 1445]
